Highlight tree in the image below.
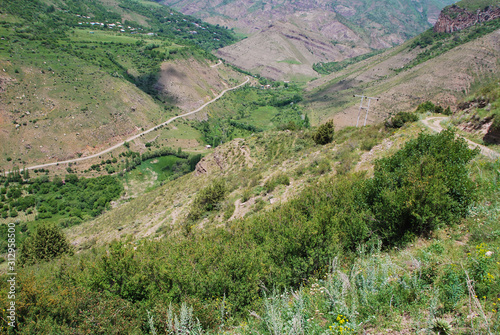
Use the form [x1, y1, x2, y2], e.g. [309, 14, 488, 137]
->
[19, 224, 73, 266]
[312, 120, 335, 145]
[367, 130, 478, 245]
[302, 114, 310, 128]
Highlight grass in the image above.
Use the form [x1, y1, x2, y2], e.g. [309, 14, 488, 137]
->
[240, 106, 278, 129]
[4, 114, 500, 333]
[277, 59, 301, 65]
[133, 155, 184, 182]
[69, 29, 142, 44]
[162, 120, 204, 140]
[454, 0, 499, 11]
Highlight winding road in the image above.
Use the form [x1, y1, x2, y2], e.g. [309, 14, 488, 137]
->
[22, 77, 250, 171]
[421, 116, 500, 160]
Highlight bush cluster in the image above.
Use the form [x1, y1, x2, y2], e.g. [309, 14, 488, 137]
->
[385, 111, 419, 128]
[313, 120, 335, 145]
[3, 130, 481, 333]
[187, 179, 228, 221]
[19, 224, 73, 266]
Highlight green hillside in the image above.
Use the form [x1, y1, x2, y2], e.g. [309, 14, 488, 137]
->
[453, 0, 500, 11]
[2, 112, 500, 333]
[0, 0, 499, 333]
[0, 0, 244, 169]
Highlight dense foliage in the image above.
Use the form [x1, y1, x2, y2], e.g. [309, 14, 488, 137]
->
[187, 179, 228, 221]
[368, 129, 478, 244]
[0, 173, 122, 255]
[194, 85, 309, 147]
[312, 120, 335, 145]
[0, 130, 483, 333]
[313, 50, 383, 75]
[26, 174, 123, 222]
[19, 224, 73, 266]
[385, 111, 419, 128]
[0, 0, 236, 50]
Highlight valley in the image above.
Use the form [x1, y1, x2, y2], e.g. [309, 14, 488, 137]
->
[0, 0, 500, 334]
[159, 0, 457, 80]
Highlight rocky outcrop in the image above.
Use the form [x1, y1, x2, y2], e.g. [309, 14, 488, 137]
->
[434, 5, 500, 33]
[483, 124, 500, 144]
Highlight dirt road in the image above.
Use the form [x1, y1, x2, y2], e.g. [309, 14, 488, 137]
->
[23, 77, 250, 171]
[421, 116, 500, 160]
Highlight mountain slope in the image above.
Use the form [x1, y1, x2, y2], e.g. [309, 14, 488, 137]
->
[0, 0, 244, 169]
[304, 22, 500, 127]
[158, 0, 456, 80]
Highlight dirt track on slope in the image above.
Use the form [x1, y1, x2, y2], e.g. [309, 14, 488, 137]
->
[421, 116, 500, 160]
[22, 77, 250, 171]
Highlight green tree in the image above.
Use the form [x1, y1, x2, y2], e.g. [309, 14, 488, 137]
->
[188, 179, 227, 221]
[312, 120, 335, 145]
[367, 130, 478, 245]
[19, 224, 73, 266]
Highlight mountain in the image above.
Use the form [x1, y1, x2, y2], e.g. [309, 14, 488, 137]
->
[2, 1, 500, 333]
[157, 0, 457, 80]
[0, 0, 245, 169]
[434, 0, 500, 32]
[303, 6, 500, 127]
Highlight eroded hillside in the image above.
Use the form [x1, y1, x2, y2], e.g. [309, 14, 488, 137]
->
[159, 0, 455, 80]
[304, 28, 500, 127]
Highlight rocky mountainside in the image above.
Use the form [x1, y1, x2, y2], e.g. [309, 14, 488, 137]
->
[304, 28, 500, 128]
[434, 2, 500, 32]
[158, 0, 456, 80]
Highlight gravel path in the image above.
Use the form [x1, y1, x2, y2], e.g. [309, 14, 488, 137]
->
[421, 116, 499, 160]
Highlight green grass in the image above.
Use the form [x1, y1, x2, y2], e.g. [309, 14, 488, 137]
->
[134, 155, 185, 182]
[6, 124, 498, 334]
[239, 106, 278, 129]
[0, 13, 22, 23]
[454, 0, 499, 11]
[70, 29, 141, 44]
[162, 121, 203, 140]
[277, 59, 301, 65]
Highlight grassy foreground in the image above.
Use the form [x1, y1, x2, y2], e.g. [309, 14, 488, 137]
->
[0, 121, 499, 333]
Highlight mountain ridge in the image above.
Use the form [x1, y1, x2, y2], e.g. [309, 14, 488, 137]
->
[434, 1, 500, 32]
[158, 0, 456, 80]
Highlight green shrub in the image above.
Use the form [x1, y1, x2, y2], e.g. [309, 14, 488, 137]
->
[19, 224, 73, 266]
[241, 188, 252, 203]
[264, 173, 290, 192]
[443, 106, 452, 115]
[385, 112, 419, 128]
[367, 130, 478, 245]
[313, 121, 335, 145]
[188, 179, 227, 220]
[415, 101, 449, 115]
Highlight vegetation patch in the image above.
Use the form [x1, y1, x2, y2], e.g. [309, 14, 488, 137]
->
[313, 50, 384, 75]
[400, 17, 500, 72]
[194, 85, 309, 147]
